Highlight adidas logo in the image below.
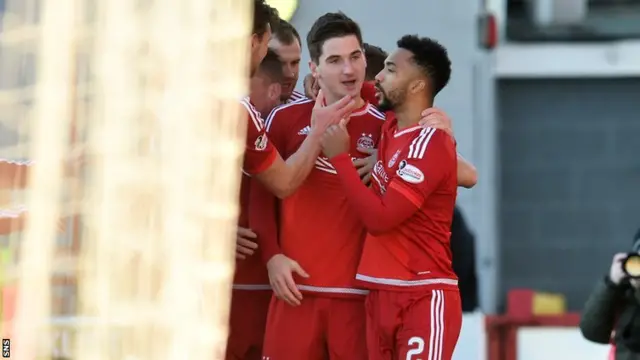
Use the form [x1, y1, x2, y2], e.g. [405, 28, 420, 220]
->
[297, 126, 311, 136]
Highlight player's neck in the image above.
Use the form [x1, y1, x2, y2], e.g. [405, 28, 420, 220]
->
[395, 97, 432, 130]
[324, 91, 365, 109]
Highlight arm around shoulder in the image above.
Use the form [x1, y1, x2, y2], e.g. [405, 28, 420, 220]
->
[456, 153, 477, 188]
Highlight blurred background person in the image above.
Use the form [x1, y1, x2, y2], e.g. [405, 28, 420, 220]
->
[580, 229, 640, 359]
[363, 43, 387, 81]
[451, 206, 479, 313]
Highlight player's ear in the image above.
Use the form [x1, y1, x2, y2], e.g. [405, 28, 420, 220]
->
[268, 83, 282, 101]
[361, 47, 367, 68]
[309, 60, 318, 79]
[250, 33, 260, 51]
[409, 79, 426, 95]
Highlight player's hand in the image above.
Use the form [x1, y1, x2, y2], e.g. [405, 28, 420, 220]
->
[267, 254, 309, 306]
[303, 73, 319, 100]
[609, 252, 628, 285]
[353, 147, 377, 185]
[418, 108, 454, 138]
[236, 227, 258, 260]
[321, 119, 351, 159]
[310, 90, 355, 135]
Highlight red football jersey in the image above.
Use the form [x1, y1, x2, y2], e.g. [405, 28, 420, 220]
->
[265, 99, 385, 297]
[361, 81, 378, 107]
[356, 116, 459, 291]
[241, 97, 277, 176]
[286, 90, 306, 103]
[234, 98, 278, 289]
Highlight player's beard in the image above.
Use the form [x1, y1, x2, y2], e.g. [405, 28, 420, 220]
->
[376, 85, 404, 112]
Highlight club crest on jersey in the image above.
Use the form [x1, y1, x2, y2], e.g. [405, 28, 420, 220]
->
[388, 150, 401, 167]
[255, 134, 268, 151]
[397, 160, 424, 184]
[356, 133, 375, 149]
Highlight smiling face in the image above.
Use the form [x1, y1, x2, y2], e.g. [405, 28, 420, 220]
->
[310, 35, 366, 102]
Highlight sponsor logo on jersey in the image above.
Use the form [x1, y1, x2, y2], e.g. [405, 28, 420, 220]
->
[255, 134, 268, 151]
[372, 160, 389, 194]
[388, 150, 401, 167]
[298, 125, 311, 136]
[373, 160, 389, 183]
[396, 160, 424, 184]
[356, 133, 375, 149]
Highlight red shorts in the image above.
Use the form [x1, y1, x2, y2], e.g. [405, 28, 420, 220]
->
[226, 289, 271, 360]
[262, 296, 368, 360]
[365, 289, 462, 360]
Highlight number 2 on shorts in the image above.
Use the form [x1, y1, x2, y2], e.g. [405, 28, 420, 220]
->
[406, 336, 425, 360]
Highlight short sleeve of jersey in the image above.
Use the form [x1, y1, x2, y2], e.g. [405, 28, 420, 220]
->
[241, 99, 278, 175]
[389, 128, 456, 208]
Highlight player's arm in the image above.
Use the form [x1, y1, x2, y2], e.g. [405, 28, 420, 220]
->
[252, 92, 354, 198]
[248, 178, 281, 263]
[250, 178, 307, 306]
[416, 108, 478, 188]
[330, 129, 453, 235]
[242, 100, 318, 199]
[253, 131, 323, 199]
[457, 153, 477, 188]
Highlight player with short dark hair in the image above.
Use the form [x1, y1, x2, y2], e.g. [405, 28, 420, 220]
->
[241, 0, 354, 200]
[258, 12, 383, 360]
[306, 12, 364, 63]
[303, 39, 477, 189]
[322, 35, 462, 360]
[230, 2, 356, 359]
[270, 19, 305, 103]
[363, 43, 388, 81]
[250, 49, 286, 116]
[249, 0, 278, 77]
[273, 18, 301, 45]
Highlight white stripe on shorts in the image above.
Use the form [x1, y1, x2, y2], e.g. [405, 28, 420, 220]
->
[428, 289, 445, 360]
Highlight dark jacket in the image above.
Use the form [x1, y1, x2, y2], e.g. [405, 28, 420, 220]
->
[579, 277, 640, 360]
[450, 206, 478, 312]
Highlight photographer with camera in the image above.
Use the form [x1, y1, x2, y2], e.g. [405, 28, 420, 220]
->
[580, 229, 640, 359]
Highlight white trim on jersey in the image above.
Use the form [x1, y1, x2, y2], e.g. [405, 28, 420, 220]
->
[314, 157, 337, 174]
[367, 105, 386, 120]
[0, 159, 34, 166]
[394, 125, 423, 137]
[240, 97, 265, 132]
[265, 98, 313, 132]
[297, 284, 368, 295]
[355, 273, 458, 287]
[287, 90, 306, 103]
[0, 206, 27, 219]
[408, 127, 436, 160]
